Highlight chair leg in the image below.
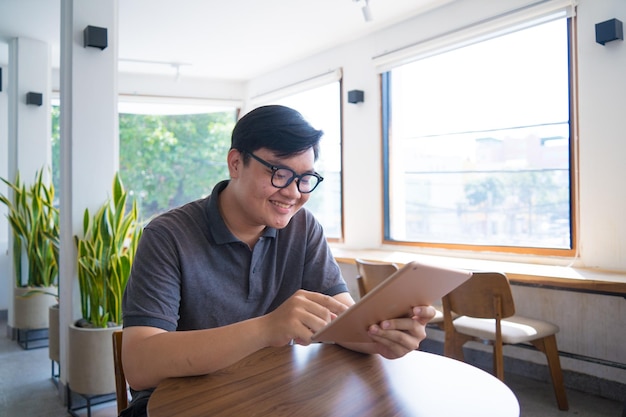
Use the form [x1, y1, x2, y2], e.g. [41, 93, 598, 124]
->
[531, 335, 569, 411]
[444, 330, 471, 361]
[493, 341, 504, 381]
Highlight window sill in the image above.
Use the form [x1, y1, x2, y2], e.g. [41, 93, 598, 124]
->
[331, 247, 626, 297]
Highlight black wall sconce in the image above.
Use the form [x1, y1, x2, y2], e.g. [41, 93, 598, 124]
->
[348, 89, 364, 104]
[84, 25, 108, 50]
[595, 18, 623, 45]
[26, 92, 43, 106]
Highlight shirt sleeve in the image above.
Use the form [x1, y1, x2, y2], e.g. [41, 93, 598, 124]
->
[122, 222, 182, 331]
[301, 209, 348, 296]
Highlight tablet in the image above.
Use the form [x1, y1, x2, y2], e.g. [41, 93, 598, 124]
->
[312, 260, 473, 343]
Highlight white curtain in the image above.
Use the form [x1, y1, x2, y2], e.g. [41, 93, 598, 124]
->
[372, 0, 577, 73]
[249, 68, 343, 107]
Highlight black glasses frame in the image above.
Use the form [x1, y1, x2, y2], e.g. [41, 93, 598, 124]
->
[245, 151, 324, 193]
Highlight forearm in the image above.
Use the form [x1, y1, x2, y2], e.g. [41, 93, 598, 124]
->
[123, 317, 270, 391]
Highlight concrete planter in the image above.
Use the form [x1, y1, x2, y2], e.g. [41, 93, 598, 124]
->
[68, 323, 120, 396]
[48, 305, 60, 363]
[13, 286, 57, 330]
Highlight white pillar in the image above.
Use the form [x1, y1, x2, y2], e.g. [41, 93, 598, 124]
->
[58, 0, 118, 394]
[5, 37, 52, 328]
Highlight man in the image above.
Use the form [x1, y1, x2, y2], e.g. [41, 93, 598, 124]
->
[121, 105, 435, 416]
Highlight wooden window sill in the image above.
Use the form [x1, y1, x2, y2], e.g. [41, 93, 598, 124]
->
[332, 248, 626, 297]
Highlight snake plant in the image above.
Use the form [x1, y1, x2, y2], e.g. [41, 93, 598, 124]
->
[75, 172, 143, 328]
[0, 167, 59, 288]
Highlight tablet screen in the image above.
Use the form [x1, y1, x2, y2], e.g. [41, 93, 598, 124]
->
[312, 260, 473, 343]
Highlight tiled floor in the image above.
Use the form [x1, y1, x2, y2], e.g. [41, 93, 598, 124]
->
[1, 318, 623, 417]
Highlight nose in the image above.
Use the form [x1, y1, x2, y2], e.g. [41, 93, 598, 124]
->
[280, 178, 302, 198]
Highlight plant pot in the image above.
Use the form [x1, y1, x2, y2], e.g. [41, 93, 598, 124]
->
[68, 323, 120, 396]
[48, 304, 60, 363]
[13, 286, 57, 329]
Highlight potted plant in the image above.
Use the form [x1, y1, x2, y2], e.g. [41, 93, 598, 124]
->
[68, 172, 143, 397]
[0, 167, 59, 344]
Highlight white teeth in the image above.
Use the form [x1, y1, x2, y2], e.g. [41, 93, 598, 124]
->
[272, 201, 290, 209]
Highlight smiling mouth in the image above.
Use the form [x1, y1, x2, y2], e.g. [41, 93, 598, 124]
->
[271, 200, 292, 210]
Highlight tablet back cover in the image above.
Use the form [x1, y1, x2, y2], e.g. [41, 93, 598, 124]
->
[312, 261, 473, 343]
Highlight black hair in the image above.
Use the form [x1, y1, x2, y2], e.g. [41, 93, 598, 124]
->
[231, 105, 323, 161]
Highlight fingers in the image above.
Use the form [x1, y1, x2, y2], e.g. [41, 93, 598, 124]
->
[368, 317, 426, 345]
[412, 306, 437, 325]
[307, 291, 350, 316]
[365, 305, 435, 358]
[367, 322, 422, 358]
[266, 290, 348, 347]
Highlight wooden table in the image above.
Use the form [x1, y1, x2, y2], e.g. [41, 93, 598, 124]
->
[148, 343, 519, 417]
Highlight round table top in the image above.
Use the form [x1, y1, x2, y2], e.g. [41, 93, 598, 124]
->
[148, 343, 519, 417]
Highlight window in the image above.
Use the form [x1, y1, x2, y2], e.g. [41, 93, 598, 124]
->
[118, 99, 238, 220]
[51, 103, 60, 197]
[50, 99, 237, 222]
[52, 90, 340, 235]
[260, 79, 343, 240]
[383, 16, 573, 254]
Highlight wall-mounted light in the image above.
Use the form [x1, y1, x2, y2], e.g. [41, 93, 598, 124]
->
[84, 25, 108, 50]
[26, 92, 43, 106]
[348, 90, 364, 104]
[595, 18, 623, 45]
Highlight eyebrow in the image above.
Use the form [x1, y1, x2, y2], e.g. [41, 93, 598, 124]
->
[265, 157, 317, 175]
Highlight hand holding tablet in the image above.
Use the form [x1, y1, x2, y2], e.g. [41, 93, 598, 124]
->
[312, 261, 473, 343]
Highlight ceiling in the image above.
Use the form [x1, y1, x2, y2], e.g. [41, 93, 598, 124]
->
[0, 0, 450, 81]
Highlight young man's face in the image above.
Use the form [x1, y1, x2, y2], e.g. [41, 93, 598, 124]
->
[228, 147, 315, 230]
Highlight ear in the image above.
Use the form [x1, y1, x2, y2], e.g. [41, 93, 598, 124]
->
[227, 149, 243, 179]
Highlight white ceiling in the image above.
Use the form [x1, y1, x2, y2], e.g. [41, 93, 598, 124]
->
[0, 0, 450, 81]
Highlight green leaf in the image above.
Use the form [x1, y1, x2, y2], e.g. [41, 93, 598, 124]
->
[74, 172, 143, 327]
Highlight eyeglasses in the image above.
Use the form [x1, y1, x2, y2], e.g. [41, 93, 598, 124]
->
[246, 151, 324, 194]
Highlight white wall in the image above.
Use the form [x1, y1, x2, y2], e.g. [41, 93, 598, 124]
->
[56, 0, 120, 388]
[0, 62, 7, 313]
[577, 0, 626, 270]
[3, 37, 52, 327]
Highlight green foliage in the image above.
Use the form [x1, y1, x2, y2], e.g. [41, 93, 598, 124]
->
[119, 111, 235, 219]
[464, 176, 505, 207]
[75, 172, 143, 328]
[51, 107, 236, 220]
[120, 112, 235, 217]
[0, 167, 60, 288]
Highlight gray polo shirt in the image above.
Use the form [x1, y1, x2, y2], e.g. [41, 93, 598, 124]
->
[122, 180, 347, 331]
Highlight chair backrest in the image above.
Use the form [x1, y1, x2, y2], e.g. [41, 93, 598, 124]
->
[112, 330, 128, 414]
[443, 271, 516, 319]
[355, 258, 399, 297]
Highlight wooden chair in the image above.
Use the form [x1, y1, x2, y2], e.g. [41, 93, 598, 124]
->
[442, 271, 568, 410]
[354, 258, 443, 324]
[355, 258, 399, 297]
[112, 330, 129, 415]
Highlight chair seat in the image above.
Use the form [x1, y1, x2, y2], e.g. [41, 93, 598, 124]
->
[453, 315, 560, 345]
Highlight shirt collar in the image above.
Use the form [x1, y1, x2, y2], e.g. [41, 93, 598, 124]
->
[207, 180, 277, 245]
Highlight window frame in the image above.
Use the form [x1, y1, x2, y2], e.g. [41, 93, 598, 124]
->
[380, 17, 578, 257]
